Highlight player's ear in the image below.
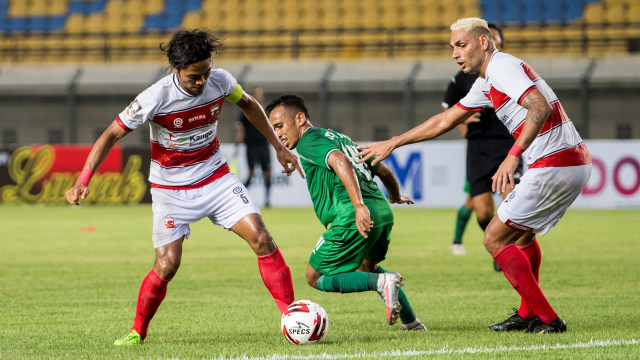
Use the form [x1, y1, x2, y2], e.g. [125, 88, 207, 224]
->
[480, 34, 490, 50]
[295, 112, 306, 126]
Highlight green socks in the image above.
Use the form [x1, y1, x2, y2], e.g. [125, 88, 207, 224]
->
[317, 272, 378, 293]
[453, 204, 472, 244]
[316, 266, 418, 325]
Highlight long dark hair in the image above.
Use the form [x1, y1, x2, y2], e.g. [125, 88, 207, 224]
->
[159, 29, 223, 70]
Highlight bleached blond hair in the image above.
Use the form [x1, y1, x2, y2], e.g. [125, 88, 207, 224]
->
[451, 17, 489, 33]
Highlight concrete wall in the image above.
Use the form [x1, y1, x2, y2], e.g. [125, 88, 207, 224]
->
[1, 56, 639, 146]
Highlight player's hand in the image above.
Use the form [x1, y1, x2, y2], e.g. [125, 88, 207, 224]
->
[276, 147, 305, 179]
[388, 194, 414, 205]
[356, 138, 398, 166]
[492, 155, 520, 193]
[464, 112, 481, 124]
[65, 184, 90, 205]
[354, 204, 373, 238]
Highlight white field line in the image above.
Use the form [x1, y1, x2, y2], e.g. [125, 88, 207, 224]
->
[196, 339, 640, 360]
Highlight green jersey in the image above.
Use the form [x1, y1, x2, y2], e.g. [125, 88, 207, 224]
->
[296, 127, 393, 229]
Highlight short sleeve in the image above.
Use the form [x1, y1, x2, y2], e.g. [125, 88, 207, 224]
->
[489, 57, 536, 105]
[209, 68, 241, 103]
[458, 78, 491, 111]
[117, 89, 158, 131]
[443, 74, 465, 109]
[297, 130, 339, 169]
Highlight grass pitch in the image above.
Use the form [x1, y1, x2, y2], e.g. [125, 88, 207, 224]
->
[1, 205, 639, 359]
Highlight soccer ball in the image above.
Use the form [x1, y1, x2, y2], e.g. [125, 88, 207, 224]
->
[281, 300, 329, 345]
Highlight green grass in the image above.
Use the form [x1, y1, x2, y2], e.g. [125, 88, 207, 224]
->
[1, 205, 639, 359]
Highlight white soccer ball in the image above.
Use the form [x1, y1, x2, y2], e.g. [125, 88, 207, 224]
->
[281, 300, 329, 345]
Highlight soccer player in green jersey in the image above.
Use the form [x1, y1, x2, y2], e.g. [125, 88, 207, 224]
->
[266, 94, 425, 330]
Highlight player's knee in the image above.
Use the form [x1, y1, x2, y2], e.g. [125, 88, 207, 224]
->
[482, 223, 499, 251]
[305, 268, 320, 289]
[476, 208, 494, 225]
[154, 256, 181, 279]
[250, 229, 276, 255]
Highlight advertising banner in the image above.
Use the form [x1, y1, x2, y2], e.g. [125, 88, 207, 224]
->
[1, 140, 638, 208]
[233, 140, 640, 209]
[0, 145, 150, 205]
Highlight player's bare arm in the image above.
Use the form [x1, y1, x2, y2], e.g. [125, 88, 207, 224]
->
[374, 163, 414, 205]
[492, 88, 552, 192]
[357, 106, 474, 166]
[65, 120, 128, 205]
[327, 150, 373, 238]
[236, 92, 304, 178]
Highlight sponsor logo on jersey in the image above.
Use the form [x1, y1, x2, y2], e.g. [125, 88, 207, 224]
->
[232, 186, 249, 203]
[164, 216, 176, 229]
[174, 118, 183, 128]
[505, 219, 533, 232]
[190, 131, 213, 143]
[188, 114, 207, 123]
[125, 100, 142, 117]
[210, 104, 220, 120]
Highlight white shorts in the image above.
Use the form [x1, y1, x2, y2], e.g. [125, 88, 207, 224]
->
[497, 164, 591, 236]
[150, 173, 261, 248]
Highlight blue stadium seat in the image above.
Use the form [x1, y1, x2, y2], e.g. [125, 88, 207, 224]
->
[482, 0, 592, 24]
[542, 0, 565, 23]
[482, 0, 508, 23]
[68, 0, 106, 15]
[144, 0, 203, 31]
[49, 16, 65, 31]
[522, 2, 543, 23]
[29, 17, 47, 31]
[8, 18, 27, 31]
[566, 0, 587, 21]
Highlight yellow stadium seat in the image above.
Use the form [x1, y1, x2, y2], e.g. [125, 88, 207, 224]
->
[45, 0, 69, 16]
[183, 11, 215, 30]
[7, 0, 28, 17]
[584, 3, 606, 24]
[65, 14, 88, 33]
[85, 13, 106, 33]
[141, 0, 164, 15]
[605, 3, 627, 23]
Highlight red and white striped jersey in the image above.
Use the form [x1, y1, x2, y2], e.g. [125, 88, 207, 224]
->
[116, 68, 241, 189]
[457, 50, 591, 168]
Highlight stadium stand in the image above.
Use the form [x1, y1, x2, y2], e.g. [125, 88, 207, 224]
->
[0, 0, 639, 63]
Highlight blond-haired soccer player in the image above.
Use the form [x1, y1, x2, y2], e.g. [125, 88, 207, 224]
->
[358, 17, 591, 334]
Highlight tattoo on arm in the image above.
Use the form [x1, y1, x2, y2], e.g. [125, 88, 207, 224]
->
[527, 97, 550, 127]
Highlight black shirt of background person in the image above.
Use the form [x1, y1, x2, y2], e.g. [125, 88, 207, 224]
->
[443, 71, 513, 140]
[239, 113, 269, 148]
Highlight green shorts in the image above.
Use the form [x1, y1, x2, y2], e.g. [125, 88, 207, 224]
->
[309, 223, 392, 276]
[464, 179, 470, 195]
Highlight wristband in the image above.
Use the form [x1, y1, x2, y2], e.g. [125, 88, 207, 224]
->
[508, 144, 524, 158]
[75, 168, 94, 186]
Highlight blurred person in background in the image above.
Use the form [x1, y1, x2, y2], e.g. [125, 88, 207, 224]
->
[234, 86, 272, 207]
[358, 17, 591, 334]
[65, 29, 303, 345]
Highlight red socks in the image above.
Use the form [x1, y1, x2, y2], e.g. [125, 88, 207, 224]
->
[131, 269, 170, 340]
[257, 247, 295, 314]
[128, 249, 293, 340]
[492, 244, 557, 324]
[517, 239, 541, 319]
